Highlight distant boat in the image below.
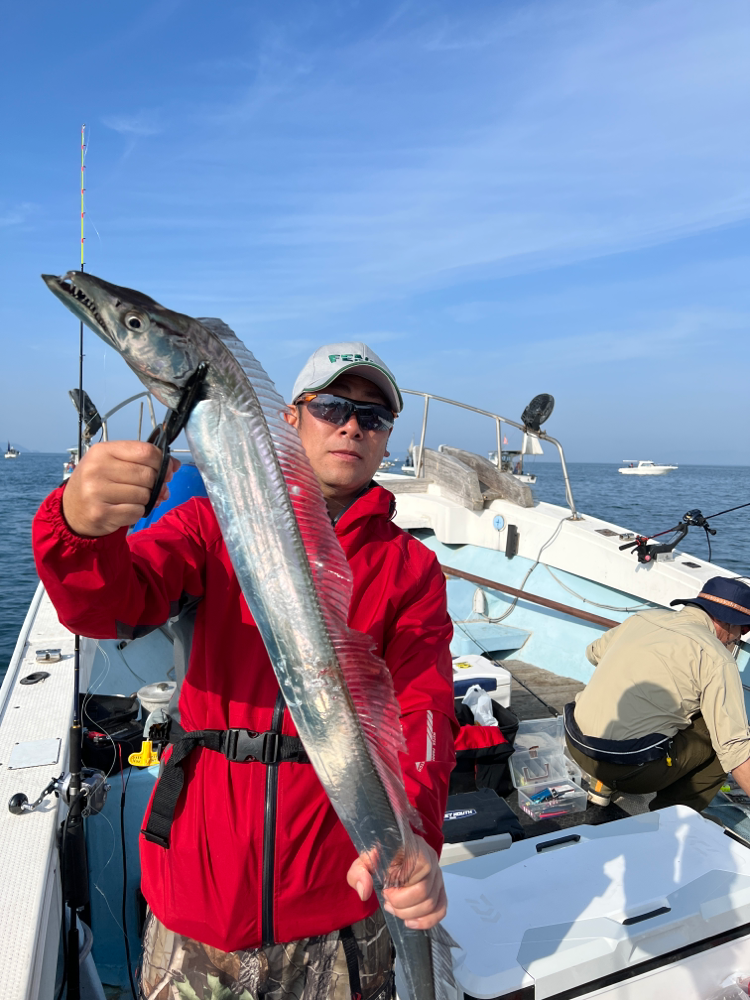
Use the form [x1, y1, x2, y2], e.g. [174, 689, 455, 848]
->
[4, 442, 19, 459]
[487, 443, 539, 485]
[63, 447, 78, 480]
[618, 459, 678, 476]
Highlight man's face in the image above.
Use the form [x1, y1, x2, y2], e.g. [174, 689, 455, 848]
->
[287, 373, 393, 498]
[714, 618, 744, 647]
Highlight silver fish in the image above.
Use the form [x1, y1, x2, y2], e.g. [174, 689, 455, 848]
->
[43, 271, 456, 1000]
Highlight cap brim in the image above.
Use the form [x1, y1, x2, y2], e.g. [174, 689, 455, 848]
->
[301, 362, 403, 413]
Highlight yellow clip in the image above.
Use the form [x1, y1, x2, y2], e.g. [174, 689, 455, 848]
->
[129, 740, 159, 768]
[666, 755, 673, 767]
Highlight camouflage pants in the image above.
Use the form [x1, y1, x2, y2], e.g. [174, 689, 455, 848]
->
[138, 907, 395, 1000]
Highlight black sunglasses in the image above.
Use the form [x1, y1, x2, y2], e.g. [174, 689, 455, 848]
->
[297, 392, 395, 433]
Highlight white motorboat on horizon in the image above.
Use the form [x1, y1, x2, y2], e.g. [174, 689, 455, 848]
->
[618, 459, 678, 475]
[4, 442, 20, 459]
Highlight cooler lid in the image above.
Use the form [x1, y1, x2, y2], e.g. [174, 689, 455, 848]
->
[442, 807, 750, 1000]
[453, 655, 511, 683]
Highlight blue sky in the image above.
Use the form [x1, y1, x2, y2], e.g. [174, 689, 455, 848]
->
[2, 0, 749, 463]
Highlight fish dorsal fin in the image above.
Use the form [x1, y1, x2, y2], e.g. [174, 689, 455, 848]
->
[195, 320, 422, 868]
[197, 317, 236, 342]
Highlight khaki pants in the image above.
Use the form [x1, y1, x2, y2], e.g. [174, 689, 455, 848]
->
[566, 715, 726, 812]
[138, 907, 394, 1000]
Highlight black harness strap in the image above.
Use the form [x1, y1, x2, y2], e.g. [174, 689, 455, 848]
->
[564, 703, 672, 766]
[339, 925, 362, 1000]
[142, 724, 309, 848]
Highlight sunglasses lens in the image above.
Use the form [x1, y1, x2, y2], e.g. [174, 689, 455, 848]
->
[305, 395, 393, 432]
[306, 396, 352, 426]
[355, 406, 394, 432]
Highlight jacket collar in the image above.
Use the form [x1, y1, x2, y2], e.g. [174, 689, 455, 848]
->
[678, 603, 718, 637]
[334, 483, 395, 534]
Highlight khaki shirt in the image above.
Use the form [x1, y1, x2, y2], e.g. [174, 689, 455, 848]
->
[574, 604, 750, 773]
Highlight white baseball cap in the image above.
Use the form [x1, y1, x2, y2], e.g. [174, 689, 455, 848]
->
[291, 342, 403, 413]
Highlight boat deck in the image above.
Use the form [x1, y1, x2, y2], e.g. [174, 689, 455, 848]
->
[504, 658, 584, 719]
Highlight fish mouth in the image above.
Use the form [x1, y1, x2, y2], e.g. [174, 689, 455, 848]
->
[42, 272, 110, 341]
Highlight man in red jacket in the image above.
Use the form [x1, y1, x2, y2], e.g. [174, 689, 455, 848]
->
[33, 342, 456, 1000]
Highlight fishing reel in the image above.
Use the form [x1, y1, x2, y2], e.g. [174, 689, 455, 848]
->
[682, 509, 717, 535]
[619, 508, 716, 564]
[8, 767, 109, 817]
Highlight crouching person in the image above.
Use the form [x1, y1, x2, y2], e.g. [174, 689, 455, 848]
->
[565, 577, 750, 812]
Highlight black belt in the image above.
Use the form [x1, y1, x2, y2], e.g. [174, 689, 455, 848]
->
[564, 703, 672, 767]
[142, 721, 309, 848]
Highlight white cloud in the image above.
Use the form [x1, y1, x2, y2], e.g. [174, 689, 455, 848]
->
[102, 112, 162, 137]
[512, 308, 750, 369]
[184, 0, 750, 309]
[0, 202, 36, 227]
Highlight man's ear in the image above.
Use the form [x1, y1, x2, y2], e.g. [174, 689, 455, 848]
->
[284, 404, 299, 428]
[383, 426, 393, 458]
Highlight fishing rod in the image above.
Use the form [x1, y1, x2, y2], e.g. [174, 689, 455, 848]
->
[59, 121, 89, 1000]
[7, 125, 112, 1000]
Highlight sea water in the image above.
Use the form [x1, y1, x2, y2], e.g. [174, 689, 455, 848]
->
[2, 455, 750, 678]
[1, 454, 68, 679]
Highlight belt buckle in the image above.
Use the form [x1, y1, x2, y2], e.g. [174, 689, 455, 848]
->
[261, 732, 280, 765]
[228, 730, 281, 764]
[230, 729, 262, 762]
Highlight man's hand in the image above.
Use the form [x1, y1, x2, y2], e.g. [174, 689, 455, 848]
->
[62, 441, 180, 537]
[346, 838, 447, 930]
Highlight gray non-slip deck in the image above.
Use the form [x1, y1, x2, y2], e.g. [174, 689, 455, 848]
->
[502, 658, 584, 721]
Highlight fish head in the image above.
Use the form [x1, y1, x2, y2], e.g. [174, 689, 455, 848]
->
[42, 270, 208, 409]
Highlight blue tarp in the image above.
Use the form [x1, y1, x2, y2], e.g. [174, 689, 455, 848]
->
[130, 462, 207, 533]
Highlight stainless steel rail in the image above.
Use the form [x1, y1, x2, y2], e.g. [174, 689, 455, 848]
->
[401, 388, 581, 520]
[101, 392, 157, 442]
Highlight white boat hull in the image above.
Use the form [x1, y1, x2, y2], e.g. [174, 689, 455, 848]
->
[618, 461, 678, 475]
[618, 467, 672, 475]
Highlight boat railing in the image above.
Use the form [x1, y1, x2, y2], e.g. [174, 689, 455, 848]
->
[401, 388, 581, 520]
[100, 391, 157, 442]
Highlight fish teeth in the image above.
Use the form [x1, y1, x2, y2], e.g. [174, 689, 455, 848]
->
[63, 280, 104, 327]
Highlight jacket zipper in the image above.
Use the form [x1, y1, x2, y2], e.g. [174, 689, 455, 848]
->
[262, 690, 286, 945]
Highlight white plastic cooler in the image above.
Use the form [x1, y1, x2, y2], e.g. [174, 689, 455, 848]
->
[453, 654, 512, 708]
[441, 807, 750, 1000]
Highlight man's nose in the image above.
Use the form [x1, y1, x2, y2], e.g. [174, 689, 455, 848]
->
[339, 415, 363, 436]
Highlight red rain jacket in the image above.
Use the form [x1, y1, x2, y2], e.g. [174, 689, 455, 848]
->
[33, 484, 457, 951]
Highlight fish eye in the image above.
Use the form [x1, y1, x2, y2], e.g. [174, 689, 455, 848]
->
[124, 311, 150, 333]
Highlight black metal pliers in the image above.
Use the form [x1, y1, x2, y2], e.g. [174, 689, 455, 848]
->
[144, 362, 209, 517]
